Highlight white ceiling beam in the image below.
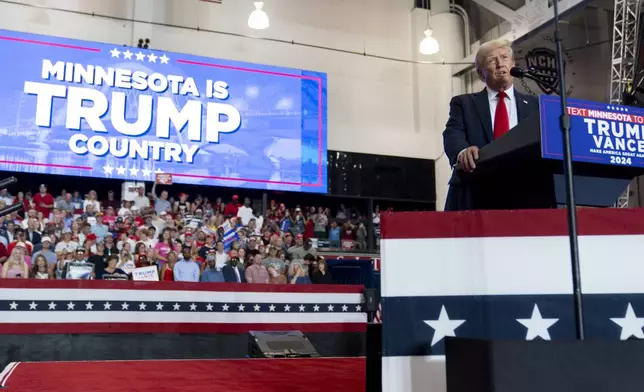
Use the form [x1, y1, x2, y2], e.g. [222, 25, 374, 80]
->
[471, 0, 517, 22]
[451, 0, 590, 76]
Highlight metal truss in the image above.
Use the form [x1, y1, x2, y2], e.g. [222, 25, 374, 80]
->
[610, 0, 642, 207]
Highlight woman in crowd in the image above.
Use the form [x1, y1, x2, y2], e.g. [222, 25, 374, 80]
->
[2, 247, 29, 279]
[159, 250, 177, 281]
[83, 190, 101, 213]
[154, 228, 178, 269]
[98, 254, 128, 280]
[267, 264, 286, 284]
[311, 258, 333, 284]
[287, 261, 311, 284]
[31, 254, 52, 279]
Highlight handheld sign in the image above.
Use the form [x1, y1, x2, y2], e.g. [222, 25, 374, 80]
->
[156, 173, 173, 185]
[540, 96, 644, 167]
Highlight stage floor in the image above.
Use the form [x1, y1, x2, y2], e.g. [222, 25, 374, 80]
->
[0, 357, 365, 391]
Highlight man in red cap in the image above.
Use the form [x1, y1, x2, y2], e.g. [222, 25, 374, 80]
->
[224, 195, 240, 217]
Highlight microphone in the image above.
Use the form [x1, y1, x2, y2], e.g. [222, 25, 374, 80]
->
[510, 67, 527, 78]
[0, 176, 18, 190]
[0, 202, 24, 218]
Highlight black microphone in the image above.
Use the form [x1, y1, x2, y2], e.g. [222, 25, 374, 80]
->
[0, 202, 24, 218]
[0, 176, 18, 190]
[510, 66, 526, 78]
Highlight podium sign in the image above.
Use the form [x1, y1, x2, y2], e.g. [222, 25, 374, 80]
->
[540, 96, 644, 167]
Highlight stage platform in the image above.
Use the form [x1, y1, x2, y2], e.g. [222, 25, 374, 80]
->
[0, 357, 365, 391]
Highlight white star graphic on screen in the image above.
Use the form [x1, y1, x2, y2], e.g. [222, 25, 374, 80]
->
[222, 304, 229, 311]
[29, 302, 37, 310]
[327, 305, 334, 312]
[123, 49, 133, 60]
[342, 305, 348, 312]
[110, 48, 121, 58]
[206, 304, 213, 311]
[103, 164, 113, 175]
[298, 305, 306, 312]
[67, 302, 75, 310]
[104, 302, 112, 310]
[155, 168, 164, 174]
[85, 302, 94, 310]
[423, 305, 466, 346]
[48, 302, 57, 310]
[135, 51, 146, 61]
[190, 303, 197, 311]
[611, 303, 644, 340]
[284, 305, 291, 312]
[238, 304, 245, 312]
[141, 168, 152, 177]
[173, 303, 181, 311]
[313, 305, 320, 312]
[9, 302, 17, 310]
[139, 303, 147, 311]
[159, 54, 170, 64]
[147, 53, 158, 63]
[156, 303, 164, 311]
[516, 304, 558, 340]
[129, 167, 139, 176]
[116, 166, 126, 175]
[268, 304, 276, 312]
[121, 302, 129, 310]
[355, 305, 362, 312]
[253, 304, 261, 312]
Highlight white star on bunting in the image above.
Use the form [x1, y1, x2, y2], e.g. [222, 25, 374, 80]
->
[222, 304, 229, 311]
[190, 303, 197, 311]
[123, 49, 133, 60]
[298, 305, 305, 312]
[67, 302, 75, 310]
[110, 48, 121, 58]
[103, 165, 113, 175]
[253, 304, 261, 312]
[206, 304, 213, 311]
[611, 303, 644, 340]
[238, 304, 245, 312]
[121, 303, 129, 310]
[156, 303, 164, 311]
[48, 302, 57, 310]
[284, 305, 291, 312]
[356, 305, 362, 312]
[135, 52, 146, 61]
[423, 305, 466, 346]
[139, 303, 147, 311]
[516, 304, 558, 340]
[159, 54, 170, 64]
[173, 303, 181, 311]
[29, 302, 37, 310]
[85, 302, 94, 310]
[9, 302, 17, 310]
[104, 302, 112, 310]
[342, 305, 348, 312]
[269, 304, 276, 312]
[327, 305, 334, 311]
[313, 305, 320, 312]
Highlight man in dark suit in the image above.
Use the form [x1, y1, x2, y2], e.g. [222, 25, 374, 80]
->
[443, 39, 539, 211]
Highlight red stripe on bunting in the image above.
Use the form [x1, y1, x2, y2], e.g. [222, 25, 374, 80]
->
[380, 208, 644, 239]
[0, 280, 364, 293]
[0, 322, 366, 334]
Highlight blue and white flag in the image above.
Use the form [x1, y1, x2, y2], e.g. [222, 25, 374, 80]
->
[219, 220, 239, 250]
[380, 209, 644, 392]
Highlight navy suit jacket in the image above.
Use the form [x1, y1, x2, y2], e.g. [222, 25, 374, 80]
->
[222, 265, 246, 283]
[442, 88, 539, 211]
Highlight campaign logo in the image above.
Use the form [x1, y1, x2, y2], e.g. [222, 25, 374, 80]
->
[525, 47, 560, 95]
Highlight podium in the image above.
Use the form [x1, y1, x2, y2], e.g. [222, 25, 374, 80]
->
[458, 96, 644, 210]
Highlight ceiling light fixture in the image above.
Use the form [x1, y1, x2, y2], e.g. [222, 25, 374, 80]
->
[248, 1, 269, 30]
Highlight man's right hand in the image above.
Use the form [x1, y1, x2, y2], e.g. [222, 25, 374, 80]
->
[457, 146, 479, 172]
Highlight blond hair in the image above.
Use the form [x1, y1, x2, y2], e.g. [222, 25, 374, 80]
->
[475, 39, 514, 80]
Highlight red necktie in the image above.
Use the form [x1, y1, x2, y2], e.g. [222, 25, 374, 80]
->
[494, 90, 510, 139]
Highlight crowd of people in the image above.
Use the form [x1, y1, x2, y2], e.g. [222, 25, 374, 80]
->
[0, 183, 377, 283]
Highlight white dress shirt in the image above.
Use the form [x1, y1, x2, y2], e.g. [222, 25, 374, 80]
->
[486, 85, 518, 131]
